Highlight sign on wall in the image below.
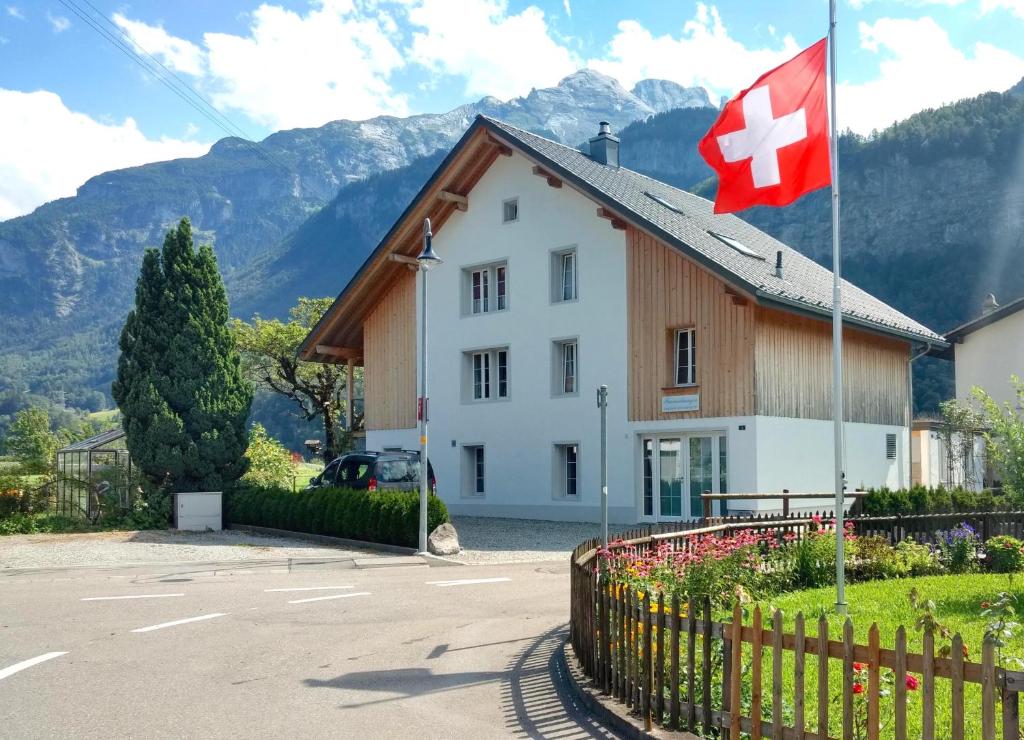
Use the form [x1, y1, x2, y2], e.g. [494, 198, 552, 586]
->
[661, 394, 700, 413]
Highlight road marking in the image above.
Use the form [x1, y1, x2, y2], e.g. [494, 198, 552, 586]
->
[81, 593, 185, 601]
[264, 586, 354, 593]
[0, 652, 67, 681]
[426, 577, 512, 588]
[131, 613, 228, 633]
[288, 592, 371, 604]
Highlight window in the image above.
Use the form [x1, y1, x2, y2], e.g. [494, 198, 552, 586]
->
[465, 347, 509, 402]
[718, 435, 728, 495]
[463, 261, 508, 315]
[554, 443, 579, 498]
[502, 198, 518, 223]
[553, 339, 578, 396]
[463, 445, 485, 497]
[674, 329, 696, 386]
[886, 433, 897, 460]
[551, 247, 578, 303]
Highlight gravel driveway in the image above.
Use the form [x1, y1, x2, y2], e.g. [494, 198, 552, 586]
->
[0, 529, 376, 570]
[451, 516, 629, 564]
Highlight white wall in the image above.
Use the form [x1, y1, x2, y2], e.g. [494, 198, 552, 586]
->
[955, 310, 1024, 409]
[409, 150, 632, 522]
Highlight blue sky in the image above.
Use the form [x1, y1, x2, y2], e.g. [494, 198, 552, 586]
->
[1, 0, 1023, 219]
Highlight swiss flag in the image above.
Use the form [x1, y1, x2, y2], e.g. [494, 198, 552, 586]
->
[698, 38, 831, 214]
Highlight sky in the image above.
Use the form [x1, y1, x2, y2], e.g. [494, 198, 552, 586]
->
[1, 0, 1023, 220]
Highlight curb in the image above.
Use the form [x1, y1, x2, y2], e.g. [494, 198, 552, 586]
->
[227, 524, 418, 556]
[558, 640, 697, 740]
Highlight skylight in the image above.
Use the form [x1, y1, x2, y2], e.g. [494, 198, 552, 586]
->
[707, 231, 766, 260]
[643, 190, 686, 215]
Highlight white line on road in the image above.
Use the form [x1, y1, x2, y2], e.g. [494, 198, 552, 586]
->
[288, 592, 371, 604]
[426, 578, 512, 587]
[0, 652, 68, 681]
[264, 586, 354, 593]
[81, 593, 185, 601]
[131, 613, 228, 633]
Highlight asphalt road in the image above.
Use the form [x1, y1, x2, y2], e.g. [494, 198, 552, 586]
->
[0, 555, 619, 739]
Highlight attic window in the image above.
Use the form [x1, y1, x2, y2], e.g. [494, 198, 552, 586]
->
[707, 231, 766, 261]
[644, 191, 686, 215]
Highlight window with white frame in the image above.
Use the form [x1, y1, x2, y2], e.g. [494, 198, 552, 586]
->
[463, 445, 485, 496]
[552, 339, 578, 396]
[502, 198, 518, 223]
[554, 443, 579, 498]
[463, 261, 508, 315]
[674, 328, 696, 386]
[465, 347, 509, 402]
[551, 247, 578, 303]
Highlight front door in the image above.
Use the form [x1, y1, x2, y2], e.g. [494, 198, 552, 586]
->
[641, 434, 727, 521]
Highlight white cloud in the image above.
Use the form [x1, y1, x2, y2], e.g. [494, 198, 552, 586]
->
[407, 0, 578, 100]
[563, 0, 572, 17]
[0, 88, 209, 220]
[848, 0, 966, 8]
[838, 16, 1024, 133]
[201, 0, 408, 129]
[112, 13, 205, 76]
[980, 0, 1024, 18]
[5, 5, 24, 20]
[587, 4, 801, 101]
[46, 12, 70, 33]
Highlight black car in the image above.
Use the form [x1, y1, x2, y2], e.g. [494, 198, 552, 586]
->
[307, 450, 436, 492]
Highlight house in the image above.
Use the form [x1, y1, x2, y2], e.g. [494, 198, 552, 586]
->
[945, 293, 1024, 410]
[911, 419, 986, 491]
[300, 116, 946, 522]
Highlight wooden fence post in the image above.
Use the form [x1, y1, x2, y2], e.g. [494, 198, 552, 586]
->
[951, 633, 964, 740]
[655, 591, 665, 723]
[818, 616, 830, 739]
[730, 603, 743, 738]
[868, 623, 881, 740]
[923, 626, 935, 740]
[984, 637, 997, 740]
[702, 599, 713, 733]
[794, 613, 806, 738]
[895, 626, 908, 740]
[752, 606, 763, 740]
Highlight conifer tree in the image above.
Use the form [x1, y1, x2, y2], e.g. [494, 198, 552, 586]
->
[113, 218, 252, 492]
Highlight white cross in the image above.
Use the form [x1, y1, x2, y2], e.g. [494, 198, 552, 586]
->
[717, 85, 807, 189]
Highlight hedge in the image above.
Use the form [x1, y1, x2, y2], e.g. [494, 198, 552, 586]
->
[861, 485, 1012, 516]
[226, 483, 449, 548]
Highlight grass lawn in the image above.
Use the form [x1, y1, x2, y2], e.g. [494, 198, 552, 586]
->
[751, 574, 1024, 737]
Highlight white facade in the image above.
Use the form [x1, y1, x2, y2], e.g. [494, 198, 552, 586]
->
[954, 308, 1024, 409]
[367, 151, 911, 523]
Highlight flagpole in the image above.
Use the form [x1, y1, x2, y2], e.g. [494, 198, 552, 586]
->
[828, 0, 847, 614]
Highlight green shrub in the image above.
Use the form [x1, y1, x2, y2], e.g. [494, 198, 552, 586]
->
[894, 538, 944, 576]
[851, 536, 910, 581]
[226, 483, 449, 548]
[984, 535, 1024, 573]
[863, 486, 1007, 516]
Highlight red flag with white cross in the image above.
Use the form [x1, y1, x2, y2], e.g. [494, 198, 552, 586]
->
[698, 38, 831, 214]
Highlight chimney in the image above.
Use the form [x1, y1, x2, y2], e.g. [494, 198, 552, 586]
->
[589, 121, 619, 167]
[982, 293, 999, 316]
[775, 250, 784, 279]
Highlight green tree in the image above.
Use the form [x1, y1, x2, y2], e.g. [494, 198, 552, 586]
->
[5, 407, 57, 475]
[973, 376, 1024, 501]
[112, 218, 252, 492]
[231, 297, 361, 460]
[242, 424, 295, 488]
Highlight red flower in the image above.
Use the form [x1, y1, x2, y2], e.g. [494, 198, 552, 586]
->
[853, 662, 866, 672]
[981, 601, 991, 609]
[852, 682, 865, 694]
[905, 674, 920, 691]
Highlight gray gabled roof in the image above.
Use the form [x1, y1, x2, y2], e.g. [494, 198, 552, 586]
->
[482, 116, 944, 346]
[945, 294, 1024, 342]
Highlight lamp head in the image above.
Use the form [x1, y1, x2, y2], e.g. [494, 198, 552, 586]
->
[417, 217, 442, 268]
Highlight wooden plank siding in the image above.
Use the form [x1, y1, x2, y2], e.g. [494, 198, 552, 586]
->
[363, 270, 417, 431]
[626, 226, 756, 421]
[627, 226, 910, 426]
[754, 307, 910, 425]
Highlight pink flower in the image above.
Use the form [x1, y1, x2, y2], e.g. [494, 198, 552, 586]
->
[905, 674, 919, 691]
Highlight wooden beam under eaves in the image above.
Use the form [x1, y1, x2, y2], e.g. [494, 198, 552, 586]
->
[723, 285, 749, 307]
[596, 207, 627, 231]
[531, 165, 562, 189]
[486, 136, 513, 157]
[437, 190, 468, 211]
[315, 344, 361, 360]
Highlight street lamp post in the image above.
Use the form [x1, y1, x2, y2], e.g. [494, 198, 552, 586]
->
[416, 217, 442, 554]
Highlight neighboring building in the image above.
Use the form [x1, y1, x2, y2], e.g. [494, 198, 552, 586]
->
[301, 116, 945, 522]
[911, 419, 986, 491]
[945, 293, 1024, 409]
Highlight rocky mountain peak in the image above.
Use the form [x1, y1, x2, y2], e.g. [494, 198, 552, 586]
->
[631, 79, 712, 111]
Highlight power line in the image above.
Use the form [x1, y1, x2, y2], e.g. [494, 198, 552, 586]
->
[57, 0, 291, 172]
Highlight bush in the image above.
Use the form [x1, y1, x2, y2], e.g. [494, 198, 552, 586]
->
[937, 522, 981, 573]
[851, 536, 910, 581]
[894, 538, 945, 576]
[984, 535, 1024, 573]
[226, 482, 449, 548]
[863, 485, 1006, 516]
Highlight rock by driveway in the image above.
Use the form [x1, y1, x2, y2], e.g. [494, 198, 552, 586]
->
[0, 529, 377, 570]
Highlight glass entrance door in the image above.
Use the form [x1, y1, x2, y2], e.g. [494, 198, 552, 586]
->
[641, 434, 727, 521]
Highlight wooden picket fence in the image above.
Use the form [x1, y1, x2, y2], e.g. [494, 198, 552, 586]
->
[569, 520, 1024, 739]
